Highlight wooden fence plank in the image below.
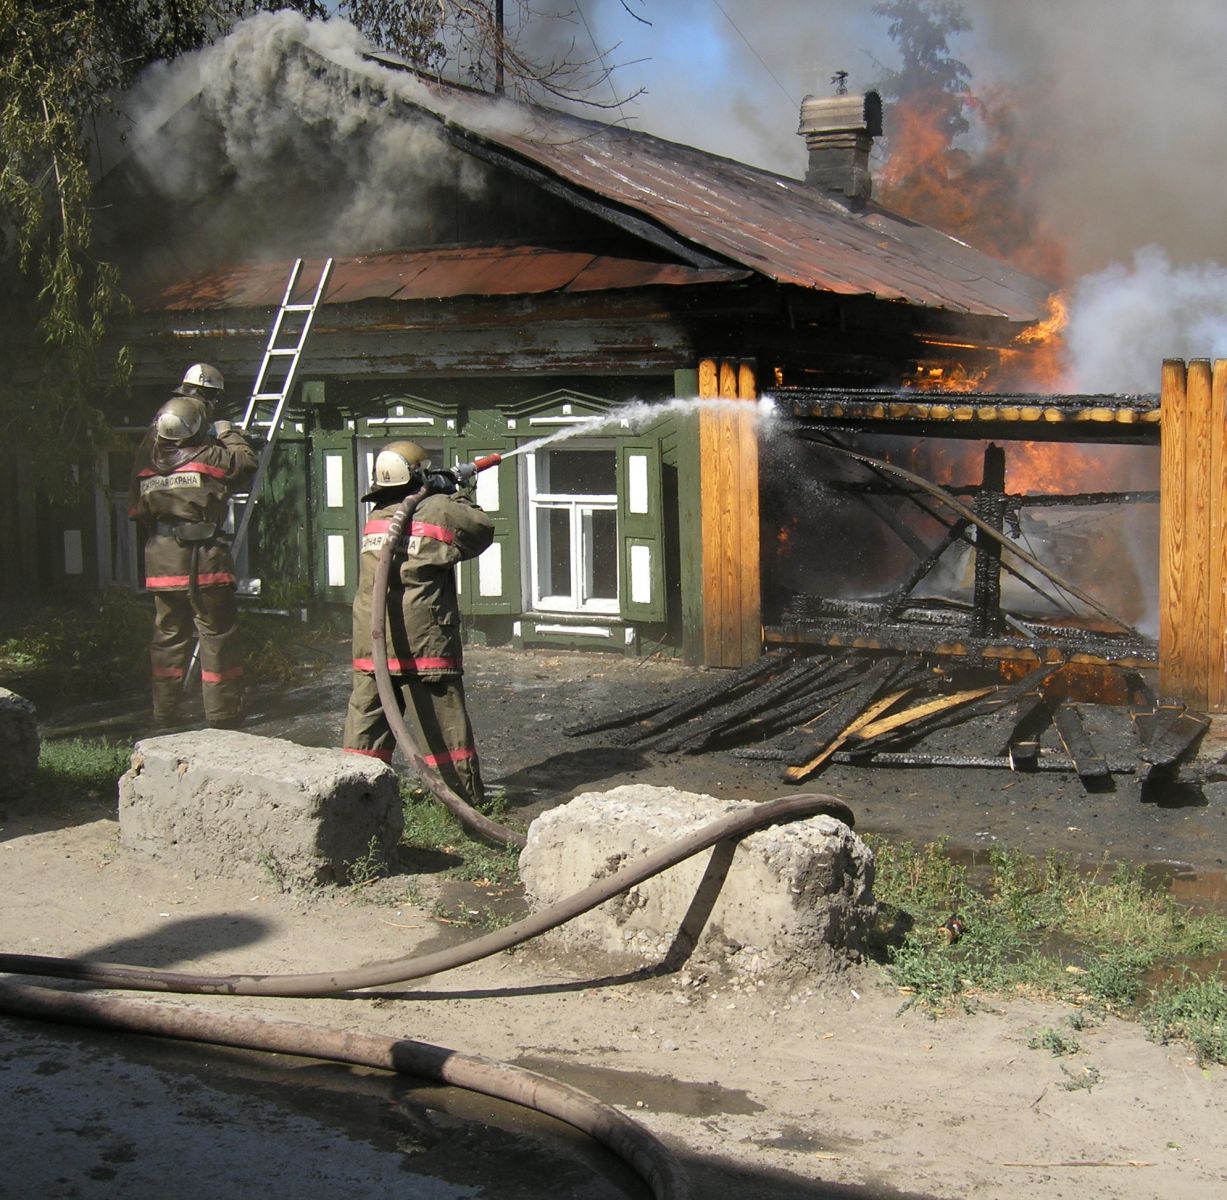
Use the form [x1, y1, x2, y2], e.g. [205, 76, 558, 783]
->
[1211, 360, 1227, 710]
[1159, 359, 1188, 702]
[1183, 360, 1213, 709]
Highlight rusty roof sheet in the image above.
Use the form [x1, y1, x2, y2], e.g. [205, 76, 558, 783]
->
[144, 245, 749, 312]
[381, 67, 1052, 322]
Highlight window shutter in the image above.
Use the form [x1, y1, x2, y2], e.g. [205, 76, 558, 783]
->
[618, 441, 665, 621]
[311, 429, 357, 605]
[455, 442, 519, 614]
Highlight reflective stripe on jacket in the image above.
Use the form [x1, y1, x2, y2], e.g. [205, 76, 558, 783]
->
[351, 492, 494, 680]
[131, 427, 257, 592]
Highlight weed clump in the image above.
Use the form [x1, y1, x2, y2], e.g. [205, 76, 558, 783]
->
[866, 834, 1227, 1063]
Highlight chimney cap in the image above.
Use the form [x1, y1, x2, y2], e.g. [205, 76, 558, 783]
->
[798, 90, 883, 139]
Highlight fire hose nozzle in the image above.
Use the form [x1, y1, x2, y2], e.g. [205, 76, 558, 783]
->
[452, 453, 503, 486]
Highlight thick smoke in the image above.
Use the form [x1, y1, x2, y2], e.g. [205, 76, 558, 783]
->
[116, 13, 496, 259]
[1066, 248, 1227, 394]
[570, 0, 1227, 393]
[114, 4, 1227, 391]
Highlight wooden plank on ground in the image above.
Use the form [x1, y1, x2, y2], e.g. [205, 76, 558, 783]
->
[869, 664, 1055, 753]
[848, 687, 996, 746]
[618, 651, 793, 744]
[650, 654, 834, 752]
[696, 660, 865, 753]
[785, 687, 911, 781]
[1051, 702, 1109, 779]
[1140, 708, 1211, 767]
[975, 692, 1051, 757]
[782, 657, 908, 781]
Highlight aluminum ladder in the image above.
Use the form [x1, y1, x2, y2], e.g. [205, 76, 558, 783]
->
[185, 256, 333, 689]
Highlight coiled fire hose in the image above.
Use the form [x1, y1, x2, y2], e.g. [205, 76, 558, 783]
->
[0, 475, 857, 1197]
[0, 792, 855, 1198]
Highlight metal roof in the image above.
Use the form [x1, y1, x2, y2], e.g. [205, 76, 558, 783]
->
[144, 245, 748, 312]
[376, 65, 1053, 322]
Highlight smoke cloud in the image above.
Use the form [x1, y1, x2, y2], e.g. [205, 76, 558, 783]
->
[110, 4, 1227, 392]
[569, 0, 1227, 393]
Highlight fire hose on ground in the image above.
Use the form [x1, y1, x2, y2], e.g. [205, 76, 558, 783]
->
[0, 457, 857, 1198]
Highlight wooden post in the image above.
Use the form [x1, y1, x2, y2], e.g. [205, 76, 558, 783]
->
[1211, 361, 1227, 710]
[1159, 358, 1227, 709]
[698, 358, 762, 667]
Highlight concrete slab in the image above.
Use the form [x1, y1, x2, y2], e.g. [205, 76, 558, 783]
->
[520, 785, 876, 983]
[118, 730, 403, 887]
[0, 687, 39, 800]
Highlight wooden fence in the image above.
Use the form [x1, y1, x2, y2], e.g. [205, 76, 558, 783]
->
[1160, 358, 1227, 710]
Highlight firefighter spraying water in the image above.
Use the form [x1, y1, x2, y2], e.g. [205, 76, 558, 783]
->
[341, 441, 504, 827]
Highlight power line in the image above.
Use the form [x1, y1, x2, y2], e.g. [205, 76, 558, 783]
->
[574, 0, 633, 124]
[707, 0, 796, 106]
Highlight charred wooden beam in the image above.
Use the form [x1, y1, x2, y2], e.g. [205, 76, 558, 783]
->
[882, 518, 972, 621]
[648, 653, 839, 752]
[866, 664, 1055, 754]
[830, 749, 1139, 773]
[1051, 702, 1109, 780]
[1138, 707, 1211, 768]
[784, 656, 916, 781]
[610, 652, 794, 745]
[972, 444, 1007, 638]
[689, 659, 868, 752]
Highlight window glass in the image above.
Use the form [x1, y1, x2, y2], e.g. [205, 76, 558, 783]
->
[541, 448, 616, 495]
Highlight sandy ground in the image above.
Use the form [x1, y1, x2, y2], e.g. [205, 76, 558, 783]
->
[2, 644, 1227, 1198]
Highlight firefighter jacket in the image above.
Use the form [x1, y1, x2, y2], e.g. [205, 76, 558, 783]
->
[130, 426, 258, 591]
[351, 491, 495, 681]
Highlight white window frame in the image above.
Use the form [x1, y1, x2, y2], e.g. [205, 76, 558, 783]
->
[525, 442, 619, 615]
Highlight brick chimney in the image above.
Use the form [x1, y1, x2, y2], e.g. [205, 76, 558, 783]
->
[797, 90, 882, 201]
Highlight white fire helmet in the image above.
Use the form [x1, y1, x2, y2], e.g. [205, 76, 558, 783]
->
[154, 396, 206, 443]
[364, 441, 431, 499]
[180, 363, 225, 394]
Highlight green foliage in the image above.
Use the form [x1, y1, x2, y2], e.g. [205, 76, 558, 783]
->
[1028, 1025, 1081, 1057]
[344, 835, 391, 888]
[869, 836, 1227, 1058]
[873, 0, 972, 138]
[1143, 975, 1227, 1066]
[400, 780, 521, 885]
[1, 591, 150, 686]
[37, 736, 131, 803]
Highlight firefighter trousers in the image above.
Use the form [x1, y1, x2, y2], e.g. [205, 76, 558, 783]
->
[342, 669, 485, 808]
[150, 587, 245, 726]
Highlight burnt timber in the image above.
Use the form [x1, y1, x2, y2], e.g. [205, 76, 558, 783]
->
[565, 649, 1212, 791]
[779, 387, 1162, 445]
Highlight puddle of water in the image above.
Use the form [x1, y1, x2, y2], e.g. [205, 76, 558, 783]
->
[2, 1018, 649, 1199]
[514, 1054, 764, 1118]
[750, 1125, 855, 1155]
[944, 845, 1227, 917]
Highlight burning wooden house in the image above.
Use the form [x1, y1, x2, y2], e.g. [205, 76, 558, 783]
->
[21, 19, 1220, 714]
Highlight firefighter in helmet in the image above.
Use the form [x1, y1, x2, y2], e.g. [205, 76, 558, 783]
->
[130, 365, 257, 728]
[342, 440, 494, 809]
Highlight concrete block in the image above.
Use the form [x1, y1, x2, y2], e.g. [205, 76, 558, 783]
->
[119, 730, 403, 887]
[520, 785, 876, 982]
[0, 688, 39, 800]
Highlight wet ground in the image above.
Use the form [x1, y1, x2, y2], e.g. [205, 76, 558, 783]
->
[6, 635, 1227, 1197]
[28, 637, 1227, 905]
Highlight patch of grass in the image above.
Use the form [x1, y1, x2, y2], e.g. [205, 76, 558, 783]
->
[1028, 1025, 1081, 1056]
[400, 780, 522, 887]
[1, 592, 150, 688]
[866, 834, 1227, 1062]
[344, 835, 391, 889]
[1143, 974, 1227, 1066]
[37, 737, 133, 804]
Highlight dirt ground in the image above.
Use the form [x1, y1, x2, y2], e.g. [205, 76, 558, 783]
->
[3, 641, 1227, 1198]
